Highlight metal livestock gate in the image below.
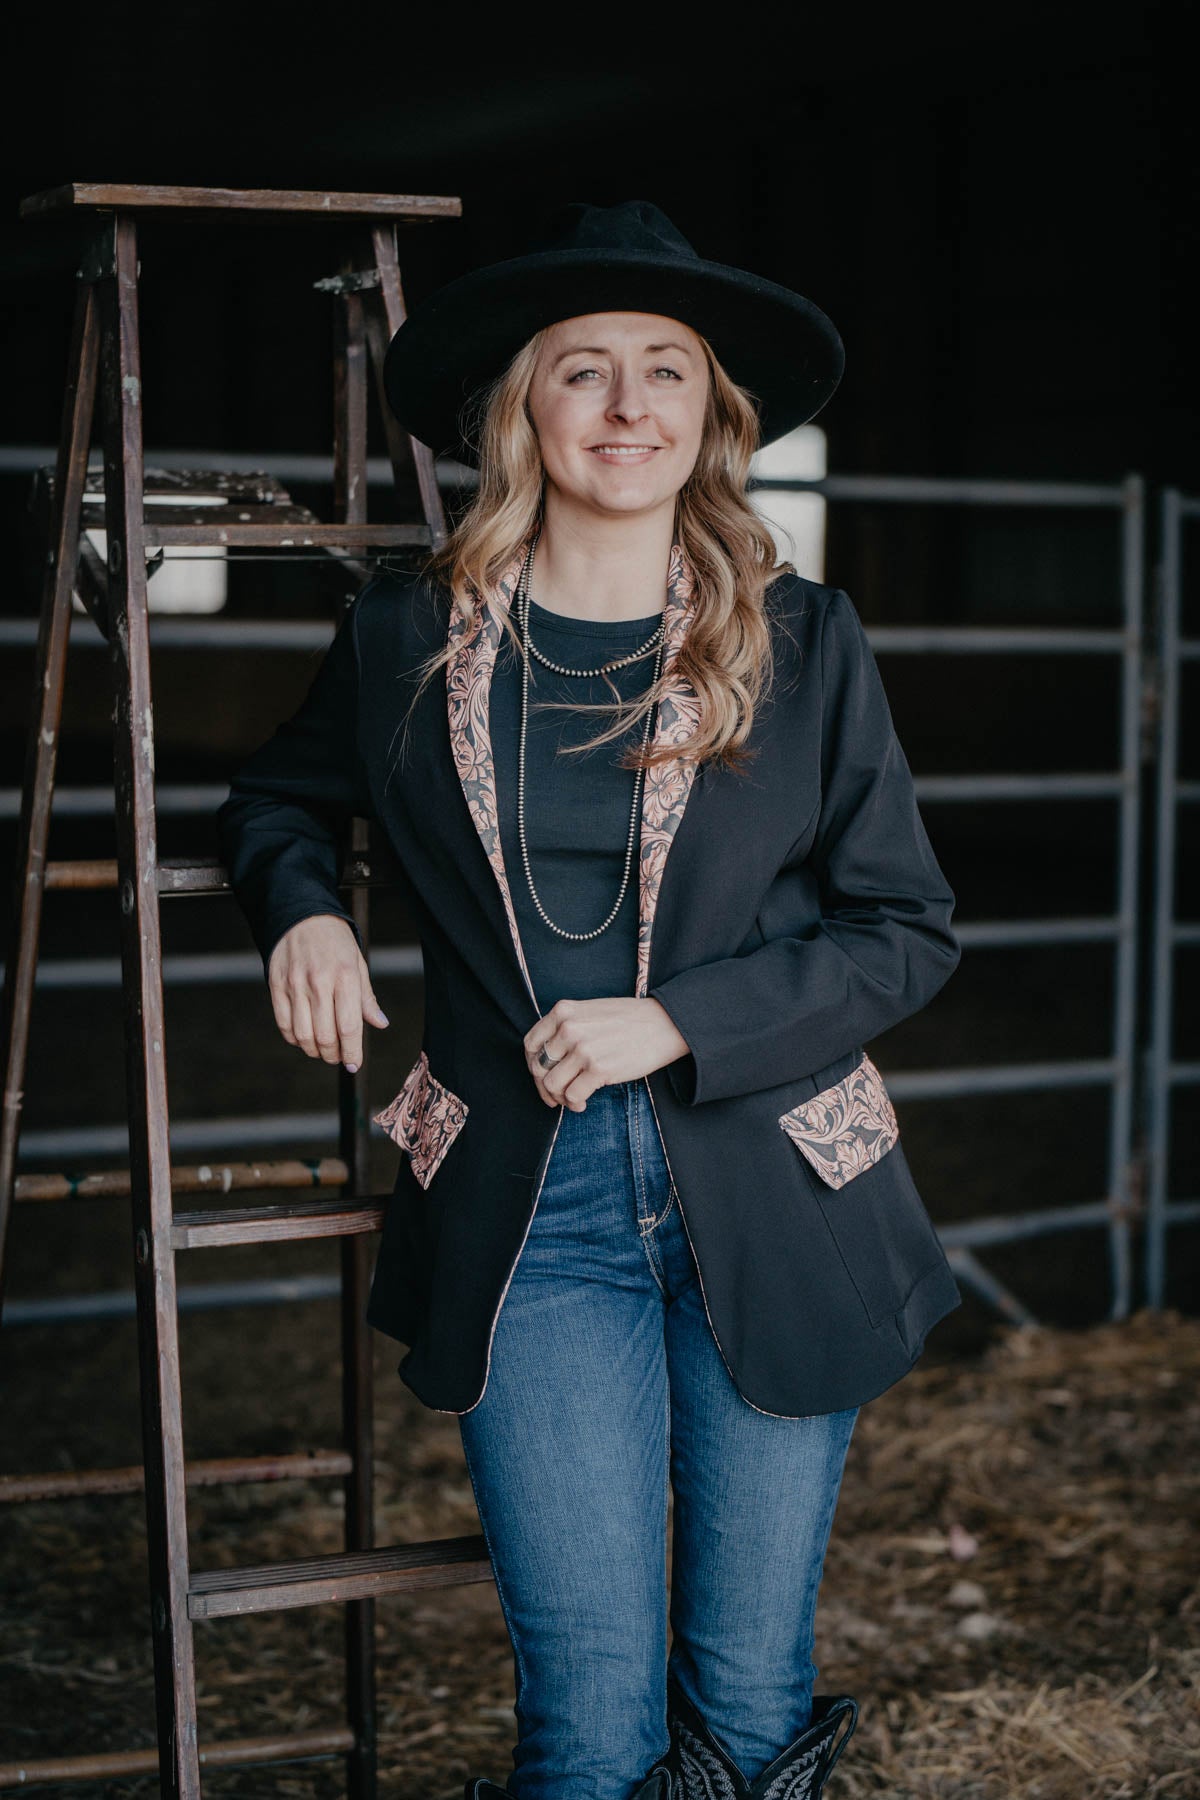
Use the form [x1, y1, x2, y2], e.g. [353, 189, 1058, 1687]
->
[1146, 488, 1200, 1307]
[755, 472, 1145, 1325]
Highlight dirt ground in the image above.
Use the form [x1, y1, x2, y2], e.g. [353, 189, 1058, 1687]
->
[1, 1296, 1196, 1800]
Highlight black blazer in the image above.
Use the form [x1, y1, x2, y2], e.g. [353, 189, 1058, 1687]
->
[216, 537, 964, 1418]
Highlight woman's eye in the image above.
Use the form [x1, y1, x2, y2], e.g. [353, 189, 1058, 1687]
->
[565, 365, 682, 384]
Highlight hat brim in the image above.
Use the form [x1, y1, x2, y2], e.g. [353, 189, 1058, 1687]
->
[383, 247, 844, 467]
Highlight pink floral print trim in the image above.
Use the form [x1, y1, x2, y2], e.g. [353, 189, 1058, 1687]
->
[634, 542, 702, 1000]
[446, 534, 703, 1009]
[778, 1051, 900, 1190]
[446, 542, 542, 1010]
[372, 1050, 469, 1189]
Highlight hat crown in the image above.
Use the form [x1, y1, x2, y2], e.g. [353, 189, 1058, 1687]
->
[529, 199, 698, 261]
[382, 196, 844, 462]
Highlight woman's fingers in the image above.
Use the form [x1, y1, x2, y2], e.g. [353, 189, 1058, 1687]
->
[534, 1049, 590, 1110]
[526, 1003, 570, 1079]
[267, 917, 382, 1066]
[289, 988, 316, 1058]
[333, 964, 367, 1071]
[359, 964, 390, 1031]
[340, 965, 391, 1072]
[307, 968, 346, 1065]
[267, 941, 296, 1045]
[270, 977, 296, 1046]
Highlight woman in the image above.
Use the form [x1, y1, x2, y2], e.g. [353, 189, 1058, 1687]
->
[217, 200, 963, 1800]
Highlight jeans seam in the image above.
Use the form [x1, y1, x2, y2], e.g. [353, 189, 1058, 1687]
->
[629, 1082, 654, 1230]
[640, 1083, 675, 1233]
[644, 1234, 668, 1290]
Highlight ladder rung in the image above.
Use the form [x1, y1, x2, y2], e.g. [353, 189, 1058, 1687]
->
[0, 1449, 352, 1504]
[171, 1197, 385, 1249]
[40, 853, 398, 894]
[153, 522, 430, 547]
[158, 859, 228, 895]
[83, 500, 321, 530]
[189, 1533, 491, 1619]
[0, 1725, 354, 1789]
[43, 858, 120, 891]
[16, 1157, 348, 1204]
[39, 463, 299, 509]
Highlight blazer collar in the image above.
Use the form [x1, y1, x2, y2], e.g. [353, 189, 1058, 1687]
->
[445, 531, 702, 1019]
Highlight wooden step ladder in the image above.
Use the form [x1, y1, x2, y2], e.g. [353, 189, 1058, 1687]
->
[0, 186, 491, 1798]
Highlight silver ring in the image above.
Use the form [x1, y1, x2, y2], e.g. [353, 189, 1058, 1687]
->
[536, 1044, 562, 1072]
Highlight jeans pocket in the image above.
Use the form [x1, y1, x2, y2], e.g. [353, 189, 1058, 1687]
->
[373, 1051, 469, 1190]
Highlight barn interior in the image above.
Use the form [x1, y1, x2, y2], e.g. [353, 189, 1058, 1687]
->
[0, 8, 1196, 1798]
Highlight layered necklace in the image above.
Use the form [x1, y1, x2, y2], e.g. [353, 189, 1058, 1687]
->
[512, 530, 666, 942]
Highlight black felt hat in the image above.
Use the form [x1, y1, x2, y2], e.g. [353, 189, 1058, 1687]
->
[383, 199, 844, 465]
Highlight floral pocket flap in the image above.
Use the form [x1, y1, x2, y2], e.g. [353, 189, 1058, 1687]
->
[778, 1051, 899, 1190]
[372, 1051, 468, 1190]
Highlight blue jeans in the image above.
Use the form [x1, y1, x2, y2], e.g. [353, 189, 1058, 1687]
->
[458, 1077, 859, 1800]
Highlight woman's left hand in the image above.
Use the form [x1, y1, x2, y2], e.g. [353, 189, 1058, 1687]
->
[524, 996, 692, 1110]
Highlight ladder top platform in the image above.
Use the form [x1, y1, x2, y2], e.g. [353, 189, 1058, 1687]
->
[20, 183, 462, 222]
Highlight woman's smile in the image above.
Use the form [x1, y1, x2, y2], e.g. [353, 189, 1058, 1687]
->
[587, 443, 663, 464]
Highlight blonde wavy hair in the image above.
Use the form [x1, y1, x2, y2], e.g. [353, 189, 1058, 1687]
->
[393, 325, 795, 775]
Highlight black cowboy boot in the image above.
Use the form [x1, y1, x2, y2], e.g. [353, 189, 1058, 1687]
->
[465, 1769, 670, 1799]
[649, 1671, 859, 1799]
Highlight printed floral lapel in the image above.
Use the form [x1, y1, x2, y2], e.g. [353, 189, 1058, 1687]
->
[633, 544, 703, 999]
[444, 532, 703, 1019]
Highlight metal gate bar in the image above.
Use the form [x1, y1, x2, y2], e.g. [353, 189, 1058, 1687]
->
[1146, 488, 1200, 1305]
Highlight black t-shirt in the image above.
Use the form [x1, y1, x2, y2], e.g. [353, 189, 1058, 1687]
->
[492, 594, 665, 1013]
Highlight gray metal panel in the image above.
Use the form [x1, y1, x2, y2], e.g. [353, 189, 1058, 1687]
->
[1145, 488, 1199, 1305]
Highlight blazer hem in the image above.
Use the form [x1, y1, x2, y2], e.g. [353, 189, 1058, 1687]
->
[363, 1245, 964, 1419]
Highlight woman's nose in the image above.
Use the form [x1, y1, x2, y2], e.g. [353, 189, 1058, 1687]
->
[607, 374, 650, 423]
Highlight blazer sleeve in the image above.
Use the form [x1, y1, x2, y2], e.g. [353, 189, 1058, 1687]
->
[648, 587, 961, 1106]
[215, 590, 376, 983]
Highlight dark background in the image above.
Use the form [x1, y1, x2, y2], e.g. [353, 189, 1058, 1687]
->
[4, 6, 1192, 492]
[2, 5, 1196, 1333]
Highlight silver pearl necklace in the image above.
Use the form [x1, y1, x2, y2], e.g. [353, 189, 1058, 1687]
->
[513, 532, 665, 942]
[523, 592, 666, 677]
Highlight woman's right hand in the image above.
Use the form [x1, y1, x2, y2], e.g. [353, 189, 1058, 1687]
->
[267, 914, 389, 1073]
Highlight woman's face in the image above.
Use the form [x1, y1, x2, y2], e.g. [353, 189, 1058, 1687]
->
[526, 311, 708, 521]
